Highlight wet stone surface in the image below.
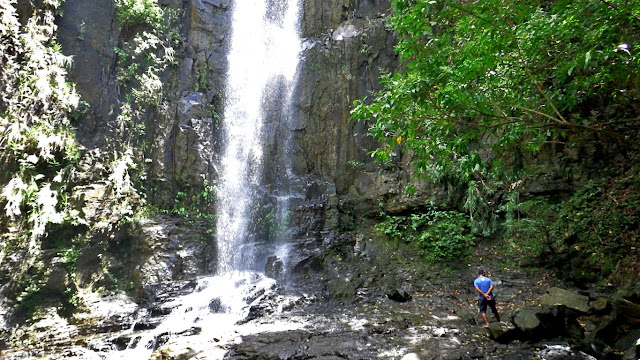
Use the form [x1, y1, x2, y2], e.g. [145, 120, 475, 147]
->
[0, 239, 622, 360]
[224, 292, 595, 360]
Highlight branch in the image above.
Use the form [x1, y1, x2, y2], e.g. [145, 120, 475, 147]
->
[605, 117, 640, 124]
[598, 0, 640, 22]
[532, 81, 568, 124]
[506, 105, 626, 139]
[510, 106, 566, 125]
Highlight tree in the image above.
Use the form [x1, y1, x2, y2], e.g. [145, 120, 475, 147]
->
[352, 0, 640, 232]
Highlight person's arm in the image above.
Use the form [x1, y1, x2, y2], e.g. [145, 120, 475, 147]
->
[475, 285, 492, 300]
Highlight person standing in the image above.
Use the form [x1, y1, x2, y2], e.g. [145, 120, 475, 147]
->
[474, 268, 500, 328]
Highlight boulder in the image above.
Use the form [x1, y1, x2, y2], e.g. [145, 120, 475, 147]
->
[539, 287, 590, 313]
[622, 337, 640, 360]
[131, 216, 215, 288]
[537, 344, 597, 360]
[208, 297, 225, 313]
[265, 256, 284, 279]
[511, 304, 583, 341]
[387, 288, 412, 302]
[617, 330, 640, 357]
[45, 265, 70, 294]
[588, 297, 640, 357]
[614, 297, 640, 325]
[487, 321, 519, 344]
[150, 345, 198, 360]
[589, 297, 610, 313]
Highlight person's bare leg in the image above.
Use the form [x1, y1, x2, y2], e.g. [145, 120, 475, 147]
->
[480, 313, 489, 327]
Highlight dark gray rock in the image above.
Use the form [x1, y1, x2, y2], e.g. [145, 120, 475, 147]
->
[539, 287, 590, 313]
[617, 330, 640, 357]
[45, 265, 70, 294]
[622, 336, 640, 360]
[265, 256, 284, 279]
[201, 0, 230, 8]
[537, 344, 597, 360]
[57, 0, 120, 147]
[127, 216, 216, 298]
[209, 298, 225, 313]
[487, 321, 519, 344]
[387, 288, 412, 303]
[586, 296, 640, 358]
[511, 304, 583, 342]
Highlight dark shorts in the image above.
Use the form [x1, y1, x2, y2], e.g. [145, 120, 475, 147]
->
[478, 297, 497, 314]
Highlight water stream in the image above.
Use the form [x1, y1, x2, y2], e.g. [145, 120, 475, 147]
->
[105, 1, 303, 358]
[216, 0, 301, 274]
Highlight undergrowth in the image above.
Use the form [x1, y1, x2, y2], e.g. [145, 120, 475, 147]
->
[500, 161, 640, 286]
[376, 202, 475, 261]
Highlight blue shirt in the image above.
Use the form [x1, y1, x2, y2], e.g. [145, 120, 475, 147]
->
[474, 276, 494, 300]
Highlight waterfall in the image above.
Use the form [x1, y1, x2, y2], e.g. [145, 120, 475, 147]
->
[104, 2, 303, 358]
[216, 0, 302, 274]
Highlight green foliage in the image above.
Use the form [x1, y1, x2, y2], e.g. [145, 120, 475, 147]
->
[0, 0, 84, 241]
[115, 0, 163, 29]
[376, 203, 474, 260]
[263, 208, 291, 240]
[352, 0, 640, 235]
[113, 17, 179, 105]
[109, 1, 184, 228]
[59, 286, 80, 315]
[149, 179, 218, 220]
[58, 246, 81, 273]
[15, 281, 45, 319]
[195, 65, 210, 93]
[113, 0, 181, 145]
[500, 196, 557, 259]
[501, 170, 640, 282]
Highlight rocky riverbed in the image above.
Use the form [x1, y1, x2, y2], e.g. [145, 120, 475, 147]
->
[2, 237, 637, 360]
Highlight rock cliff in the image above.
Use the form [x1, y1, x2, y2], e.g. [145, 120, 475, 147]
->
[49, 0, 405, 291]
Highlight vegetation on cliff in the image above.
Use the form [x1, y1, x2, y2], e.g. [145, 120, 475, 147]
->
[0, 0, 184, 320]
[0, 0, 81, 241]
[353, 0, 640, 287]
[0, 0, 86, 319]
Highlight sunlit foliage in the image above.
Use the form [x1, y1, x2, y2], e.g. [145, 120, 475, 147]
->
[0, 0, 81, 240]
[352, 0, 640, 234]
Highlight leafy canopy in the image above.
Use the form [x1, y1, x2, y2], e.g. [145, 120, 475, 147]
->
[352, 0, 640, 181]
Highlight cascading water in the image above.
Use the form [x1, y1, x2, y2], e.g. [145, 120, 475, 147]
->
[103, 1, 303, 358]
[216, 0, 302, 274]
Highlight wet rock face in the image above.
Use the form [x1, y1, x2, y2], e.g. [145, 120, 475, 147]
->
[145, 0, 232, 208]
[56, 0, 120, 147]
[52, 0, 404, 252]
[125, 216, 217, 298]
[291, 0, 455, 225]
[68, 215, 216, 301]
[301, 0, 391, 37]
[296, 1, 396, 194]
[55, 0, 230, 207]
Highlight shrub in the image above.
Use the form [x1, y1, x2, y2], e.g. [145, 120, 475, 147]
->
[115, 0, 163, 29]
[376, 203, 475, 261]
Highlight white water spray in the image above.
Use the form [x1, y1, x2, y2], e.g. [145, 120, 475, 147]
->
[216, 0, 302, 274]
